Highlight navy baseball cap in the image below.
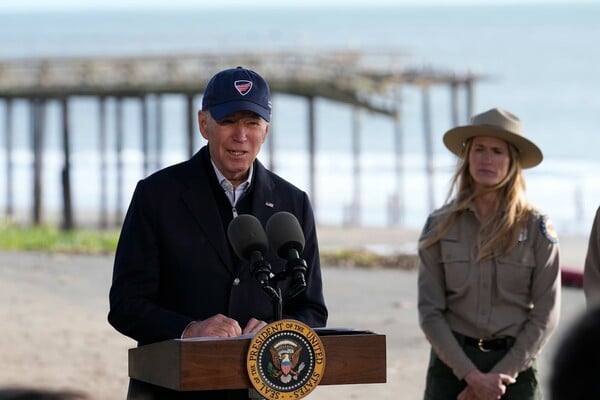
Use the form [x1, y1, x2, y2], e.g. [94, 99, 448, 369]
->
[201, 66, 272, 122]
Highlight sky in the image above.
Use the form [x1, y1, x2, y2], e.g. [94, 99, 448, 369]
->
[0, 0, 591, 12]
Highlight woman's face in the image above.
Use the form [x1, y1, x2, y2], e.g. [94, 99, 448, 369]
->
[468, 136, 511, 190]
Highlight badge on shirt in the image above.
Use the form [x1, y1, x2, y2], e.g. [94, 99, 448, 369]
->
[540, 215, 559, 244]
[517, 227, 528, 243]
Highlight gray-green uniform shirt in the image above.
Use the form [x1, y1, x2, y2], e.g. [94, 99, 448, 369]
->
[584, 206, 600, 305]
[418, 203, 561, 380]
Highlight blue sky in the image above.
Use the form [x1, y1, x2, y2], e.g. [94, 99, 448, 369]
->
[0, 0, 590, 12]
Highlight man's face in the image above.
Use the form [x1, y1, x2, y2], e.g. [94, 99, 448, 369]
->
[198, 110, 269, 184]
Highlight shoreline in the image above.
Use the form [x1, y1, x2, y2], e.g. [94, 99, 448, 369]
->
[317, 225, 588, 270]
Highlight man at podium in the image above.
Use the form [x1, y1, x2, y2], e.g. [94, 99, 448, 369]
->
[108, 67, 328, 399]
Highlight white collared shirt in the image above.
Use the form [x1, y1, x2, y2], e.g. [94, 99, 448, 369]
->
[211, 160, 252, 210]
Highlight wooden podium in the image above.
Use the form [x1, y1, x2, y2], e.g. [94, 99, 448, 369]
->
[128, 328, 386, 392]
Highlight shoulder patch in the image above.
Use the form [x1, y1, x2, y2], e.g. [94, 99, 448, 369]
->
[540, 215, 559, 244]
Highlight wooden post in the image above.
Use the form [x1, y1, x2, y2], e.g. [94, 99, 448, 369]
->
[422, 87, 435, 213]
[450, 81, 460, 127]
[141, 95, 149, 176]
[186, 94, 195, 159]
[266, 100, 275, 172]
[346, 106, 361, 226]
[390, 87, 404, 226]
[4, 98, 14, 218]
[98, 96, 108, 229]
[154, 94, 163, 171]
[60, 97, 73, 230]
[115, 97, 124, 226]
[31, 99, 45, 226]
[465, 79, 475, 120]
[307, 96, 317, 213]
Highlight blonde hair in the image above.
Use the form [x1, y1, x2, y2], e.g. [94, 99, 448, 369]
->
[420, 138, 533, 261]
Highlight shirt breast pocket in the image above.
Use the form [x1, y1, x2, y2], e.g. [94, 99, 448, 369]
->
[440, 241, 472, 292]
[497, 248, 536, 295]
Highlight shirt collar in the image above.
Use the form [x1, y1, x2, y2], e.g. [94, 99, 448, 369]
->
[210, 160, 253, 193]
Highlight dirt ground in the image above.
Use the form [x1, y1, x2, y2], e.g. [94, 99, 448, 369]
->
[0, 227, 589, 399]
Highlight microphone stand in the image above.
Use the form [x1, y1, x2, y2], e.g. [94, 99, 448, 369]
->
[249, 251, 283, 321]
[272, 287, 282, 322]
[257, 282, 283, 322]
[248, 251, 306, 322]
[267, 254, 307, 321]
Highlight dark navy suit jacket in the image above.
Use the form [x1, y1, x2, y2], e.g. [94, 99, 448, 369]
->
[108, 145, 327, 399]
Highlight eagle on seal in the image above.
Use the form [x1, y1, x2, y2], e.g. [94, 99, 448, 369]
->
[270, 346, 302, 378]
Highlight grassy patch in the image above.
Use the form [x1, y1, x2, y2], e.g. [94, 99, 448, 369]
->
[0, 221, 418, 269]
[0, 222, 119, 254]
[321, 248, 419, 270]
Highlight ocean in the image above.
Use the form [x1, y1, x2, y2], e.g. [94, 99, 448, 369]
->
[0, 3, 599, 235]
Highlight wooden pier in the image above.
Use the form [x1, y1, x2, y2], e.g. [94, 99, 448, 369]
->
[0, 50, 481, 229]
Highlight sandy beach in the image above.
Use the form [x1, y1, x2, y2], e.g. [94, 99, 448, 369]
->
[0, 226, 590, 399]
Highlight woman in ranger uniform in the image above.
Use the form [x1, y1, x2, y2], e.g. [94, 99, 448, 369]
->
[418, 108, 561, 400]
[584, 205, 600, 306]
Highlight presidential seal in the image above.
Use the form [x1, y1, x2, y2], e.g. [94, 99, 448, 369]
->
[247, 319, 326, 399]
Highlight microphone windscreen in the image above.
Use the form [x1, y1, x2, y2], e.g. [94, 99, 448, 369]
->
[266, 211, 305, 258]
[227, 214, 268, 260]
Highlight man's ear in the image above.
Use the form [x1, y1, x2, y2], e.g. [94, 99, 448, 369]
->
[198, 110, 209, 140]
[262, 123, 269, 144]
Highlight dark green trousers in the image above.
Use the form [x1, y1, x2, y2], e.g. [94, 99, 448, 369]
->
[423, 346, 541, 400]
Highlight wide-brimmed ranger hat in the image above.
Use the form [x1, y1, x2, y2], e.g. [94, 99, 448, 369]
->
[202, 66, 272, 122]
[443, 107, 543, 168]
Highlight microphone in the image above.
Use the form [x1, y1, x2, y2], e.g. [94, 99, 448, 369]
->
[227, 214, 272, 288]
[265, 211, 308, 299]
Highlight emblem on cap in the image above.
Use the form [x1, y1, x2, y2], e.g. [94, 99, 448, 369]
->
[247, 319, 326, 399]
[235, 80, 253, 96]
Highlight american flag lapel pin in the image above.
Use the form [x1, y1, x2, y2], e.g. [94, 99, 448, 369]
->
[265, 201, 274, 208]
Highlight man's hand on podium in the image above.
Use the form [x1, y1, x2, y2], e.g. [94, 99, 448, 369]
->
[243, 318, 267, 335]
[181, 314, 266, 338]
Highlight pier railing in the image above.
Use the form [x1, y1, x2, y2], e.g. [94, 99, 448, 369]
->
[0, 50, 480, 229]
